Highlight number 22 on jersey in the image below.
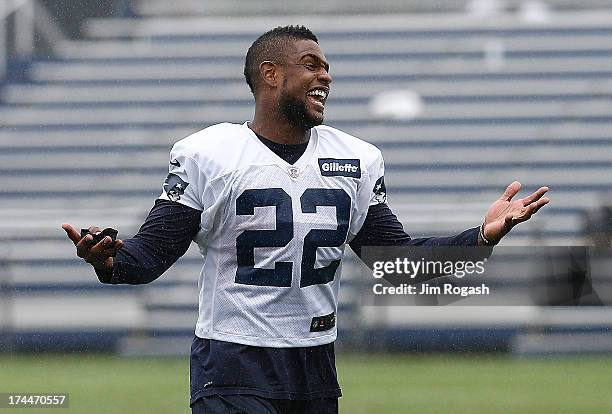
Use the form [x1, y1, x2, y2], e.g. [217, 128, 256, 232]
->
[235, 188, 350, 288]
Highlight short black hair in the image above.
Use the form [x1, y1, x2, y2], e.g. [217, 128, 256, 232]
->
[244, 25, 318, 95]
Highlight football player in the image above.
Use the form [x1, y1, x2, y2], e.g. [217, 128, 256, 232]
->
[63, 26, 549, 414]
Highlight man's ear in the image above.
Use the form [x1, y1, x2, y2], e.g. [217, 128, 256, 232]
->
[259, 61, 280, 88]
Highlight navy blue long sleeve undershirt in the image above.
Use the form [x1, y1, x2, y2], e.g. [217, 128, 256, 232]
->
[98, 133, 483, 284]
[98, 200, 481, 284]
[96, 199, 201, 284]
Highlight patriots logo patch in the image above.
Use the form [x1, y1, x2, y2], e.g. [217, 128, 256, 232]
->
[164, 173, 189, 202]
[372, 176, 386, 204]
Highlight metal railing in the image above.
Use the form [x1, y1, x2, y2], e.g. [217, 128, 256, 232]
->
[0, 0, 64, 80]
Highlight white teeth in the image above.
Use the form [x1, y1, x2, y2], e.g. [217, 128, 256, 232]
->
[308, 89, 327, 98]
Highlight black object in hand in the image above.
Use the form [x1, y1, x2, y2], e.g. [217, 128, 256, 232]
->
[80, 227, 118, 244]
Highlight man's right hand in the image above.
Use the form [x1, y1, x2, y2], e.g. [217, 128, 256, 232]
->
[62, 223, 124, 272]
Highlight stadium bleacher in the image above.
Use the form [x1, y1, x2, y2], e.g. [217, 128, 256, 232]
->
[1, 1, 611, 354]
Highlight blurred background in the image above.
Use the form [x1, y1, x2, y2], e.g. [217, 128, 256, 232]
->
[1, 0, 612, 412]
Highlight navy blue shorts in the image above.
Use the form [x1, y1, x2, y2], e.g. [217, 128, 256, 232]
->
[191, 394, 338, 414]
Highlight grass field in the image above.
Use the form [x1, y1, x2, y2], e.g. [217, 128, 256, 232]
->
[1, 353, 611, 413]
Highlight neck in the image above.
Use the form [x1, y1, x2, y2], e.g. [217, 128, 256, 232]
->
[250, 105, 310, 145]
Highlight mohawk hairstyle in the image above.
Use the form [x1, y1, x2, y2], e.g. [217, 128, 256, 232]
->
[244, 25, 318, 95]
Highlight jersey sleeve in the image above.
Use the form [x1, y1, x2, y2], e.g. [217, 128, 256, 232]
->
[349, 149, 386, 236]
[158, 142, 206, 211]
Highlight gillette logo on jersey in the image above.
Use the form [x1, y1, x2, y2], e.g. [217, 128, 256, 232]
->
[318, 158, 361, 178]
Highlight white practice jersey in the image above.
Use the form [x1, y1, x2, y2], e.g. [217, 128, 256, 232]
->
[159, 122, 385, 347]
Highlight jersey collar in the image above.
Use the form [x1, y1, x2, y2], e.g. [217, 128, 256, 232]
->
[242, 121, 319, 172]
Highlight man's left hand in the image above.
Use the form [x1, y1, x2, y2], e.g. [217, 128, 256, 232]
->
[482, 181, 550, 244]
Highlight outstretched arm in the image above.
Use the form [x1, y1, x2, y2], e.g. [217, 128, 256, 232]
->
[62, 199, 202, 285]
[349, 203, 480, 259]
[350, 181, 550, 260]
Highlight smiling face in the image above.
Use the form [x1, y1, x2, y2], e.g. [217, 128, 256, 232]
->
[276, 39, 332, 129]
